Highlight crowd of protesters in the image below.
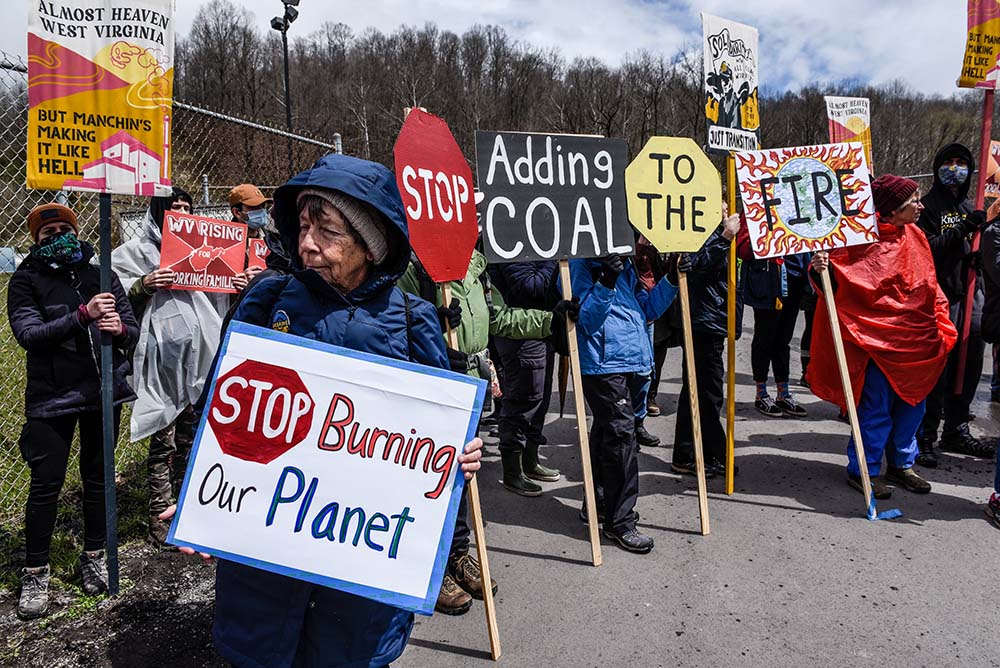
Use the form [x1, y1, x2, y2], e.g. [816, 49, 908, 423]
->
[7, 142, 1000, 667]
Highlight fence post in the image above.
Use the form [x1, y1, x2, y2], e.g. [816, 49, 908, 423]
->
[333, 133, 343, 155]
[201, 174, 210, 205]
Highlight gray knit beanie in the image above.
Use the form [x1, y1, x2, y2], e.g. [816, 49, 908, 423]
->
[297, 187, 388, 264]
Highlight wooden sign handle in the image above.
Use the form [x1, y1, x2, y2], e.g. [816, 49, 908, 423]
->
[818, 271, 875, 516]
[678, 272, 711, 535]
[558, 260, 604, 566]
[725, 153, 737, 497]
[440, 283, 502, 660]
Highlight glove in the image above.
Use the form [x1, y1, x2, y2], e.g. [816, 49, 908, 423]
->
[598, 254, 624, 289]
[964, 249, 982, 272]
[549, 308, 571, 357]
[962, 210, 986, 234]
[446, 347, 467, 373]
[436, 298, 462, 330]
[552, 296, 580, 323]
[666, 253, 692, 285]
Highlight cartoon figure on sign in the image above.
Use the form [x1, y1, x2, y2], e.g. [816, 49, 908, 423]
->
[706, 62, 750, 130]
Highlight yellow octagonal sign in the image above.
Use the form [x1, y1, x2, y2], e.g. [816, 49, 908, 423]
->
[625, 137, 722, 253]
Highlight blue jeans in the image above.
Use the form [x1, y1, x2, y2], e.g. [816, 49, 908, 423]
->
[847, 363, 925, 477]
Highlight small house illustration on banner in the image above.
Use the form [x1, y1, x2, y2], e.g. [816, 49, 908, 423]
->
[64, 130, 172, 196]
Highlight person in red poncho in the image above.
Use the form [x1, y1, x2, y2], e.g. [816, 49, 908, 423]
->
[808, 174, 957, 499]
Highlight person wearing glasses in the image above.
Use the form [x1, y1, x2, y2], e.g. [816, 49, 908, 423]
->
[808, 175, 956, 500]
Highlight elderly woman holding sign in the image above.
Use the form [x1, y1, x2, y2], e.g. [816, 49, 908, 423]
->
[164, 154, 483, 668]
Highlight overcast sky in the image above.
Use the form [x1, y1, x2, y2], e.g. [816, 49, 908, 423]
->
[2, 0, 972, 97]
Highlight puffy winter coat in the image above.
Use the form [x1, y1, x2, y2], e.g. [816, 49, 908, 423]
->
[7, 241, 138, 418]
[569, 258, 678, 376]
[214, 154, 448, 668]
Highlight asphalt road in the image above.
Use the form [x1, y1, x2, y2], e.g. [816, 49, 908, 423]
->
[398, 316, 1000, 668]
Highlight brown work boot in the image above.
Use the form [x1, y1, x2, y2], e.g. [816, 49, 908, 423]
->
[435, 573, 472, 616]
[450, 552, 498, 600]
[147, 515, 177, 551]
[886, 467, 932, 494]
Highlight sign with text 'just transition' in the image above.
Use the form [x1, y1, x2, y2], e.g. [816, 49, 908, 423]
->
[169, 323, 486, 614]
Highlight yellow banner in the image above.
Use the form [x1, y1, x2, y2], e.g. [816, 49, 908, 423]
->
[959, 0, 1000, 89]
[26, 1, 175, 195]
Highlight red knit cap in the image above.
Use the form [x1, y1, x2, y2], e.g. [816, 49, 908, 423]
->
[871, 174, 918, 217]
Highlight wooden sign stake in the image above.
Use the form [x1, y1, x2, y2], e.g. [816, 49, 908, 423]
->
[558, 260, 604, 566]
[678, 271, 711, 535]
[441, 283, 501, 660]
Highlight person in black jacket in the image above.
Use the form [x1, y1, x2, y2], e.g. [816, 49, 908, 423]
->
[671, 211, 742, 477]
[916, 142, 995, 465]
[7, 203, 139, 620]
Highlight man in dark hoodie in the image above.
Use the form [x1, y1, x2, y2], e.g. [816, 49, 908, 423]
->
[915, 143, 996, 466]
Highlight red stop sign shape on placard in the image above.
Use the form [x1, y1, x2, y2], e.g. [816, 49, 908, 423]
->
[207, 360, 315, 464]
[394, 108, 477, 283]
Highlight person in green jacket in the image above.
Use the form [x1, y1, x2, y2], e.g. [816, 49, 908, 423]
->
[398, 247, 577, 615]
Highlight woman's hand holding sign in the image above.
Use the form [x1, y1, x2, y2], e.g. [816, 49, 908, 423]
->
[458, 437, 484, 479]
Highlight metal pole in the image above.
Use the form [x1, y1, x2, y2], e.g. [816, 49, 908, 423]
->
[333, 132, 343, 155]
[99, 193, 119, 595]
[282, 27, 293, 175]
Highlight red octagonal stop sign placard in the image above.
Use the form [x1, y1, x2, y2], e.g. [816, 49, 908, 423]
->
[207, 360, 315, 464]
[394, 109, 477, 283]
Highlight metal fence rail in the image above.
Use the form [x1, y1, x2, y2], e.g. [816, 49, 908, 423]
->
[0, 48, 341, 527]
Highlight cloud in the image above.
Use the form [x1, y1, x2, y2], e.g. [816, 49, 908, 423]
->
[0, 0, 975, 97]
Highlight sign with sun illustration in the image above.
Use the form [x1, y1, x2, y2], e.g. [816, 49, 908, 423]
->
[735, 142, 877, 259]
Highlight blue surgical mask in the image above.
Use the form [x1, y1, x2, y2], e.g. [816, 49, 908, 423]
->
[246, 209, 270, 230]
[938, 164, 969, 187]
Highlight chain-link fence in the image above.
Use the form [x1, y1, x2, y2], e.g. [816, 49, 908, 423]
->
[0, 48, 341, 527]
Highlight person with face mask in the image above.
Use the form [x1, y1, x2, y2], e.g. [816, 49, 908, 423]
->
[229, 184, 274, 284]
[915, 143, 996, 466]
[8, 204, 139, 619]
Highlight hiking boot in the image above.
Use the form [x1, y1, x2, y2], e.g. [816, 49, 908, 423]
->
[775, 395, 807, 418]
[523, 443, 560, 482]
[635, 420, 661, 448]
[986, 493, 1000, 529]
[18, 565, 50, 620]
[78, 551, 109, 596]
[646, 401, 661, 417]
[435, 573, 472, 615]
[147, 515, 178, 550]
[755, 396, 783, 417]
[940, 425, 996, 459]
[500, 451, 542, 497]
[603, 527, 654, 554]
[915, 439, 938, 468]
[671, 459, 716, 478]
[450, 552, 497, 599]
[886, 467, 932, 494]
[847, 474, 893, 500]
[579, 503, 606, 525]
[707, 459, 738, 478]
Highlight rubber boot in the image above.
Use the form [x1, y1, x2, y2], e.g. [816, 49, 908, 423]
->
[523, 442, 560, 482]
[501, 450, 543, 497]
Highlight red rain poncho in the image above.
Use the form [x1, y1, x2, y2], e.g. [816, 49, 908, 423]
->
[805, 222, 957, 409]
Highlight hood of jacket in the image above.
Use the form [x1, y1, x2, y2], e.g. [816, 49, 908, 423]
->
[929, 142, 975, 204]
[144, 186, 194, 248]
[272, 154, 411, 303]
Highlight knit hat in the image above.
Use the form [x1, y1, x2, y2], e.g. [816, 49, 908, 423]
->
[297, 187, 388, 264]
[871, 174, 918, 217]
[27, 203, 78, 242]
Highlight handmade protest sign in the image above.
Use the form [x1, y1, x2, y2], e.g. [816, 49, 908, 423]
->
[248, 238, 269, 271]
[625, 137, 722, 253]
[735, 142, 877, 260]
[959, 0, 1000, 88]
[702, 14, 760, 155]
[169, 322, 486, 615]
[160, 212, 247, 293]
[825, 96, 873, 171]
[475, 131, 634, 264]
[984, 141, 1000, 203]
[26, 0, 174, 195]
[394, 109, 478, 282]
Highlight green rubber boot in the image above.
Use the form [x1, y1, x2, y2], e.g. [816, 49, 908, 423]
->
[501, 450, 543, 497]
[523, 443, 560, 482]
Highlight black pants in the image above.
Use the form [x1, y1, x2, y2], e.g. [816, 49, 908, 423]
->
[923, 294, 985, 440]
[581, 373, 640, 533]
[648, 336, 671, 403]
[497, 340, 554, 454]
[450, 485, 470, 559]
[19, 408, 121, 568]
[673, 334, 726, 464]
[750, 277, 806, 383]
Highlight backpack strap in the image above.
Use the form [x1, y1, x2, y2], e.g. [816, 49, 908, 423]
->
[401, 289, 415, 362]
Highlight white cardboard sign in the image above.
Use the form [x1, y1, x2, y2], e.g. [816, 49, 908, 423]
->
[168, 322, 486, 615]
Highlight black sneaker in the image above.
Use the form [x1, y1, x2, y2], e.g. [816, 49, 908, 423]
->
[79, 551, 109, 596]
[707, 459, 738, 478]
[635, 420, 661, 448]
[755, 396, 783, 417]
[775, 395, 807, 418]
[940, 425, 996, 459]
[914, 439, 938, 468]
[603, 527, 654, 554]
